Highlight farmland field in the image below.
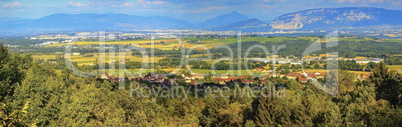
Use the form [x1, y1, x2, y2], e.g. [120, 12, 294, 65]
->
[45, 36, 323, 50]
[33, 53, 165, 66]
[33, 36, 402, 76]
[387, 65, 402, 70]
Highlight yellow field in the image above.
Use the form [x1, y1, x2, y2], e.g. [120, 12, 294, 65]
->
[32, 54, 59, 60]
[45, 38, 233, 50]
[303, 54, 333, 58]
[33, 53, 165, 66]
[348, 71, 371, 75]
[387, 65, 402, 71]
[355, 56, 370, 59]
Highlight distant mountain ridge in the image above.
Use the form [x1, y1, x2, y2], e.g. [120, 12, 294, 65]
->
[196, 11, 250, 29]
[1, 7, 402, 32]
[0, 13, 193, 31]
[210, 18, 271, 32]
[270, 7, 402, 30]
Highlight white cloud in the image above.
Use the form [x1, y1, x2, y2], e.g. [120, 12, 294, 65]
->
[68, 1, 89, 7]
[2, 2, 30, 9]
[259, 4, 275, 8]
[191, 6, 228, 13]
[135, 0, 167, 8]
[137, 0, 166, 5]
[333, 0, 402, 4]
[121, 2, 135, 7]
[264, 0, 286, 2]
[333, 0, 345, 3]
[388, 0, 402, 5]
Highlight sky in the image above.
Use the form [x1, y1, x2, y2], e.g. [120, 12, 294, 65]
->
[1, 0, 402, 23]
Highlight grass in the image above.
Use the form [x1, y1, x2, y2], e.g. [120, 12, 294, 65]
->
[40, 36, 402, 51]
[338, 37, 375, 42]
[36, 37, 402, 76]
[387, 65, 402, 70]
[381, 39, 402, 43]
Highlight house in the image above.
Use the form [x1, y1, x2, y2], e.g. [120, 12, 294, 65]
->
[370, 58, 383, 63]
[214, 77, 238, 85]
[185, 77, 192, 83]
[119, 61, 128, 64]
[185, 74, 205, 80]
[253, 68, 262, 71]
[190, 81, 197, 85]
[47, 60, 57, 64]
[299, 78, 308, 83]
[240, 76, 250, 79]
[112, 77, 124, 83]
[289, 60, 302, 65]
[285, 73, 302, 80]
[221, 75, 229, 79]
[100, 73, 112, 80]
[242, 80, 255, 85]
[356, 59, 370, 64]
[264, 70, 273, 73]
[65, 52, 81, 56]
[174, 73, 185, 77]
[355, 58, 383, 64]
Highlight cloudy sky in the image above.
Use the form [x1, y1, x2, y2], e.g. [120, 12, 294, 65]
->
[1, 0, 402, 23]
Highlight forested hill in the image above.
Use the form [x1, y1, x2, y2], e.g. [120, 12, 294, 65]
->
[1, 43, 402, 126]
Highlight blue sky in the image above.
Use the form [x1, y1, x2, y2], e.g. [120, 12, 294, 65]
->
[1, 0, 402, 23]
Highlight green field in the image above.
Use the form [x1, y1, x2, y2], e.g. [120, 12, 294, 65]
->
[36, 36, 402, 76]
[45, 37, 323, 50]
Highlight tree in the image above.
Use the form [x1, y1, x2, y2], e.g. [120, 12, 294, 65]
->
[219, 102, 245, 126]
[11, 64, 64, 126]
[0, 44, 32, 101]
[0, 44, 11, 100]
[200, 93, 229, 126]
[369, 62, 402, 106]
[252, 83, 291, 126]
[313, 63, 320, 69]
[338, 70, 355, 94]
[252, 96, 291, 126]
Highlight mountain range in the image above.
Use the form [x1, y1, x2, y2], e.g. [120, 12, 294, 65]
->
[0, 13, 193, 31]
[209, 18, 271, 32]
[270, 7, 402, 30]
[1, 7, 402, 32]
[195, 11, 250, 29]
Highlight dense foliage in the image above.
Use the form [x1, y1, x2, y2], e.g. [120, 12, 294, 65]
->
[1, 43, 402, 126]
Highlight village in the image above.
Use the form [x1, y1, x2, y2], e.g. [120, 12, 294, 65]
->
[99, 66, 372, 87]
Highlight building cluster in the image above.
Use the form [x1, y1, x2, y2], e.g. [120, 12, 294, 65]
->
[339, 57, 384, 63]
[98, 71, 320, 86]
[98, 66, 370, 87]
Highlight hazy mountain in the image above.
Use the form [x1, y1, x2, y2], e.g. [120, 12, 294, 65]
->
[262, 20, 272, 24]
[210, 18, 271, 32]
[197, 11, 250, 29]
[2, 7, 402, 33]
[270, 7, 402, 30]
[0, 13, 193, 31]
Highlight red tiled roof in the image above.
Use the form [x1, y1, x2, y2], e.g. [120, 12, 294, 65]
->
[299, 78, 308, 81]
